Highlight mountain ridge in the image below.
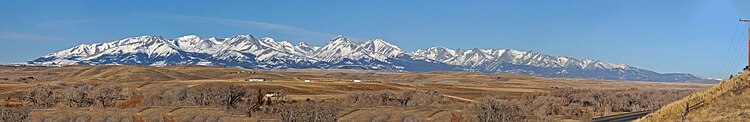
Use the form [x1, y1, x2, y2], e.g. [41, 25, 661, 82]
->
[29, 34, 714, 83]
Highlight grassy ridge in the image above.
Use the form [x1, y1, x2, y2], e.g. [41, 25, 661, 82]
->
[637, 71, 750, 121]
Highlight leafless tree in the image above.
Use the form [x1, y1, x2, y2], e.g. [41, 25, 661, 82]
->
[345, 90, 450, 107]
[64, 83, 94, 107]
[472, 98, 529, 122]
[93, 84, 122, 107]
[471, 88, 695, 121]
[279, 101, 338, 122]
[27, 85, 57, 108]
[145, 85, 189, 106]
[0, 106, 30, 122]
[187, 83, 249, 108]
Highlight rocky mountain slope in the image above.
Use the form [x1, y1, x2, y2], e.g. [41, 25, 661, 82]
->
[29, 34, 711, 82]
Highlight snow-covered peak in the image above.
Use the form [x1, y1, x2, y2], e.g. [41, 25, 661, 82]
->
[228, 35, 258, 42]
[412, 47, 459, 61]
[313, 35, 372, 61]
[172, 35, 217, 53]
[297, 42, 312, 46]
[360, 38, 400, 49]
[41, 35, 182, 63]
[359, 38, 404, 58]
[31, 34, 702, 82]
[409, 47, 632, 70]
[579, 60, 628, 69]
[329, 35, 353, 44]
[278, 41, 293, 47]
[175, 35, 201, 41]
[116, 36, 168, 45]
[260, 37, 275, 43]
[42, 34, 634, 71]
[296, 42, 318, 53]
[451, 48, 494, 66]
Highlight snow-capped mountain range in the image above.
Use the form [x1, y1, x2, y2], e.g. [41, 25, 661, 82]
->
[30, 34, 710, 82]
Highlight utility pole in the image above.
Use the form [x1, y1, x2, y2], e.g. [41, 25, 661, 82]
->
[741, 19, 750, 70]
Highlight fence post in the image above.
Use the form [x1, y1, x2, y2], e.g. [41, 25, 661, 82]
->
[682, 101, 689, 122]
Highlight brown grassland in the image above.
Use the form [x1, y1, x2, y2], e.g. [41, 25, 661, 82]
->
[0, 65, 710, 121]
[637, 71, 750, 121]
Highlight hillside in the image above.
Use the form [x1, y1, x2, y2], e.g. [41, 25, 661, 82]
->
[637, 71, 750, 121]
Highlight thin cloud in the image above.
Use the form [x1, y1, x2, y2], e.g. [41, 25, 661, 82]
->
[36, 19, 92, 29]
[0, 32, 63, 41]
[164, 15, 335, 41]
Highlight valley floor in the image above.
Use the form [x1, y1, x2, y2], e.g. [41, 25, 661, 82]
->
[0, 65, 710, 121]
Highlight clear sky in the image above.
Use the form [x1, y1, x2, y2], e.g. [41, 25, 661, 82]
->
[1, 0, 748, 79]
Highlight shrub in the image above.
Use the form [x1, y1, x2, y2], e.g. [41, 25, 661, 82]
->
[471, 98, 529, 122]
[93, 84, 122, 107]
[529, 96, 564, 116]
[145, 85, 190, 106]
[279, 101, 338, 122]
[187, 83, 250, 108]
[345, 90, 449, 107]
[63, 83, 95, 107]
[27, 85, 57, 108]
[144, 83, 256, 110]
[470, 88, 695, 121]
[0, 106, 30, 121]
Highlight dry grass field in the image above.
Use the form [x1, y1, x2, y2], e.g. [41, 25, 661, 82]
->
[637, 71, 750, 121]
[0, 65, 710, 121]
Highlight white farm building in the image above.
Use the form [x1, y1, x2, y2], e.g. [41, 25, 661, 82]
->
[245, 78, 267, 82]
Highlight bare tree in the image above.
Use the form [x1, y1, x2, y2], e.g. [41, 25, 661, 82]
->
[145, 85, 189, 106]
[471, 98, 528, 122]
[279, 101, 338, 122]
[221, 84, 247, 108]
[0, 106, 30, 121]
[470, 87, 695, 121]
[64, 83, 94, 107]
[345, 90, 449, 107]
[27, 85, 57, 108]
[93, 84, 122, 107]
[185, 83, 251, 108]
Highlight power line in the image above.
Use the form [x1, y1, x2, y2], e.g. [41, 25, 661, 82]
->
[720, 22, 740, 77]
[725, 25, 744, 76]
[726, 25, 747, 76]
[737, 29, 749, 73]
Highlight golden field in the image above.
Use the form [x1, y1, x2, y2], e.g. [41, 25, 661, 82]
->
[0, 65, 710, 121]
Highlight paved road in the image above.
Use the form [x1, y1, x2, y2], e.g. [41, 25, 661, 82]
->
[592, 110, 653, 122]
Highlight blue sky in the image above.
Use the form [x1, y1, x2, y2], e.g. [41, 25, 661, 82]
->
[0, 0, 748, 78]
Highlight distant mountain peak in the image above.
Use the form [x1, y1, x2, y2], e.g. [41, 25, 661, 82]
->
[297, 42, 313, 47]
[176, 35, 200, 40]
[334, 34, 346, 38]
[329, 35, 353, 44]
[29, 34, 711, 82]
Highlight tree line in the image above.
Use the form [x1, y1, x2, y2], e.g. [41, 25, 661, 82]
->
[4, 82, 695, 122]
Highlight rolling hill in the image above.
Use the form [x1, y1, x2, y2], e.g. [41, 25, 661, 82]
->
[637, 71, 750, 121]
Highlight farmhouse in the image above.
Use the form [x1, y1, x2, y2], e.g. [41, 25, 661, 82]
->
[263, 92, 286, 101]
[264, 92, 282, 97]
[245, 78, 267, 82]
[353, 80, 363, 83]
